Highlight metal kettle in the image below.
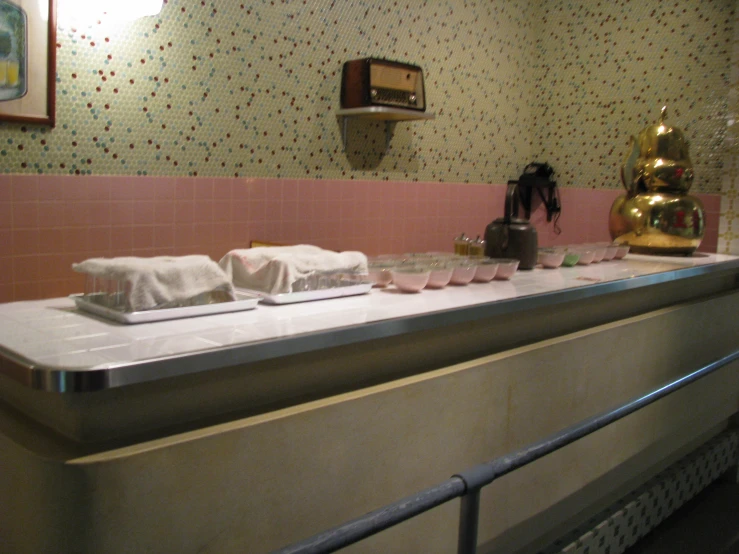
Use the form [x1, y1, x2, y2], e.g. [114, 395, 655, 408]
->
[610, 106, 704, 254]
[484, 181, 538, 269]
[621, 106, 694, 195]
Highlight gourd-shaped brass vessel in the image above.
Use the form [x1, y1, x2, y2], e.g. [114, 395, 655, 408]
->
[609, 107, 705, 254]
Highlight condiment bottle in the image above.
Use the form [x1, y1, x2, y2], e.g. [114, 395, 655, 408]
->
[468, 235, 485, 257]
[454, 233, 470, 256]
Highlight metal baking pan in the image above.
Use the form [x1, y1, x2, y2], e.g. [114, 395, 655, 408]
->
[71, 289, 260, 324]
[237, 279, 373, 305]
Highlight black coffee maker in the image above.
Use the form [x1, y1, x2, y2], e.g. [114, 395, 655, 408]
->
[484, 181, 538, 269]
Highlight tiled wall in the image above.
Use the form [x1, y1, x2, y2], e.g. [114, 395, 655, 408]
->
[718, 7, 739, 255]
[0, 0, 733, 191]
[0, 0, 733, 299]
[0, 173, 720, 303]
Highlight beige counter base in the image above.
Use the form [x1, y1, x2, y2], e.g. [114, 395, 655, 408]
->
[0, 292, 738, 554]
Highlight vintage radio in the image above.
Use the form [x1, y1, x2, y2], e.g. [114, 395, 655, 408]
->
[341, 58, 426, 111]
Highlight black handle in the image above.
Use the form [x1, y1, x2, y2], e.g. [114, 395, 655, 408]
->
[505, 181, 519, 222]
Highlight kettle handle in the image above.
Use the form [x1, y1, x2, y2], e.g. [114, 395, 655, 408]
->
[505, 181, 520, 222]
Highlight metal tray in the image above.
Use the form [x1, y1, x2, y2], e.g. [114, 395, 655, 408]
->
[237, 280, 373, 305]
[71, 290, 260, 324]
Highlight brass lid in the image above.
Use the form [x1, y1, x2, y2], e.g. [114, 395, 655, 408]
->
[622, 106, 694, 193]
[636, 106, 691, 162]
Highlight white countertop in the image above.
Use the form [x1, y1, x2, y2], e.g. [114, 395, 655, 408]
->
[0, 253, 735, 380]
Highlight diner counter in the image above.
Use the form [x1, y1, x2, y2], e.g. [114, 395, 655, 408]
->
[0, 253, 737, 553]
[0, 253, 737, 394]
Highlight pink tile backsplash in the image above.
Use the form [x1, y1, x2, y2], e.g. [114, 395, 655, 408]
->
[0, 174, 722, 302]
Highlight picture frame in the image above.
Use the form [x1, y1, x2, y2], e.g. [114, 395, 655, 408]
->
[0, 0, 56, 126]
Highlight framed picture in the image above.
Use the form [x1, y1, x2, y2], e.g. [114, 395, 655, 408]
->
[0, 0, 56, 126]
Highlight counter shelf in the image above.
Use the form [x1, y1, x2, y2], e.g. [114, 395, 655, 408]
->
[0, 254, 736, 395]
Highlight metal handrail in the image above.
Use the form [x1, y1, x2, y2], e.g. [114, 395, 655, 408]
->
[272, 349, 739, 554]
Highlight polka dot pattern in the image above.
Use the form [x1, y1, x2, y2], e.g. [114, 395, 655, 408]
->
[0, 0, 733, 197]
[717, 6, 738, 255]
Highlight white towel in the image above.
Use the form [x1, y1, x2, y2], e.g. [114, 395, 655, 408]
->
[219, 245, 368, 295]
[73, 255, 235, 312]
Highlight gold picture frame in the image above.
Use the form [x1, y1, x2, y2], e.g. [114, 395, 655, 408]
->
[0, 0, 56, 126]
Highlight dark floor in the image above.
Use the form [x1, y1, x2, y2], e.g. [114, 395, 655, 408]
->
[626, 479, 739, 554]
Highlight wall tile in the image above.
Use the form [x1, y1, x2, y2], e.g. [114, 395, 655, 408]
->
[0, 283, 13, 303]
[10, 175, 39, 202]
[12, 202, 39, 229]
[131, 226, 155, 250]
[0, 174, 729, 300]
[0, 202, 12, 228]
[110, 227, 134, 253]
[132, 202, 156, 226]
[13, 256, 40, 282]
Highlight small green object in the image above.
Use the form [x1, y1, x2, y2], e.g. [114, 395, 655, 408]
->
[562, 252, 580, 267]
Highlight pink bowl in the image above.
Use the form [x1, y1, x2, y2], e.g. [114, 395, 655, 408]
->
[613, 244, 630, 259]
[589, 245, 606, 263]
[425, 267, 453, 289]
[391, 268, 430, 293]
[599, 243, 618, 261]
[576, 249, 596, 265]
[472, 261, 499, 282]
[489, 258, 519, 280]
[449, 264, 476, 285]
[538, 250, 565, 269]
[367, 267, 393, 287]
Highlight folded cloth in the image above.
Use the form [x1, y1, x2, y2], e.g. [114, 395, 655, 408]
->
[219, 245, 368, 295]
[73, 255, 235, 312]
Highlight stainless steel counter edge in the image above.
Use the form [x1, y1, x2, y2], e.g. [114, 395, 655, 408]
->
[2, 258, 739, 393]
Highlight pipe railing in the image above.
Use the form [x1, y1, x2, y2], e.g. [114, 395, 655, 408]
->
[272, 349, 739, 554]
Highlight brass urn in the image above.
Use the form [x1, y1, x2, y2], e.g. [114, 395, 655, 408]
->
[609, 107, 705, 254]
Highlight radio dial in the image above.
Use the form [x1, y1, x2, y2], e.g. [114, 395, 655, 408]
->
[370, 89, 378, 98]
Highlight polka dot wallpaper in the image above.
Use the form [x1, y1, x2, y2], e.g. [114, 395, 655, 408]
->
[533, 0, 734, 194]
[0, 0, 734, 194]
[718, 4, 738, 255]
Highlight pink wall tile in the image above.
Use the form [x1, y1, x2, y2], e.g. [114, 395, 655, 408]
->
[13, 202, 39, 228]
[175, 178, 195, 202]
[132, 201, 156, 225]
[0, 283, 13, 303]
[0, 256, 11, 281]
[154, 201, 175, 225]
[10, 174, 39, 202]
[38, 230, 65, 256]
[0, 177, 11, 202]
[14, 282, 40, 301]
[153, 177, 176, 201]
[110, 202, 135, 226]
[0, 202, 12, 228]
[12, 229, 39, 254]
[0, 174, 727, 302]
[132, 226, 155, 250]
[13, 256, 40, 282]
[0, 231, 11, 257]
[63, 227, 89, 253]
[111, 227, 134, 252]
